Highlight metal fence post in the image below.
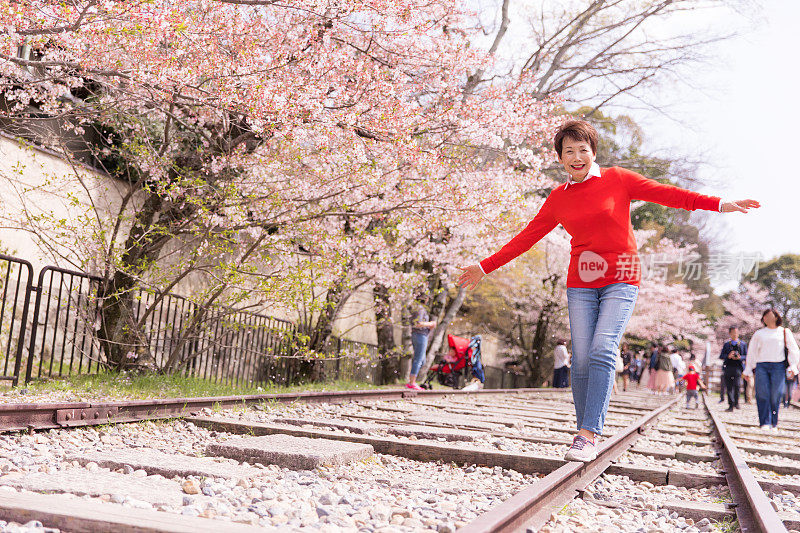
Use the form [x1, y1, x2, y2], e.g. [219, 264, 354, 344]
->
[22, 268, 48, 385]
[336, 337, 342, 380]
[9, 258, 35, 387]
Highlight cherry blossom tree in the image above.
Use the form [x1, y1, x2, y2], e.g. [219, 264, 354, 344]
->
[0, 1, 559, 371]
[715, 282, 770, 342]
[626, 234, 714, 346]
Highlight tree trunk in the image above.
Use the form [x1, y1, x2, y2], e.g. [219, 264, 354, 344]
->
[296, 276, 353, 382]
[420, 286, 467, 376]
[97, 130, 256, 373]
[525, 308, 551, 386]
[97, 191, 168, 370]
[98, 271, 155, 370]
[399, 303, 413, 380]
[521, 296, 563, 387]
[374, 283, 399, 385]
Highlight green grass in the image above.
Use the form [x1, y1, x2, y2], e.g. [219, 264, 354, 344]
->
[713, 518, 739, 533]
[557, 503, 578, 516]
[9, 371, 398, 400]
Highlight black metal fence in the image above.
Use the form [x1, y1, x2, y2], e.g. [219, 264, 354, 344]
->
[0, 252, 387, 387]
[25, 265, 104, 383]
[0, 254, 34, 384]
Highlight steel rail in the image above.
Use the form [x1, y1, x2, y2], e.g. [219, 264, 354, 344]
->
[458, 395, 681, 533]
[0, 387, 559, 432]
[704, 395, 788, 533]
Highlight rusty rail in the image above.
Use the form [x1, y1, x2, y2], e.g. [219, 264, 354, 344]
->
[0, 387, 556, 432]
[458, 395, 681, 533]
[705, 395, 788, 533]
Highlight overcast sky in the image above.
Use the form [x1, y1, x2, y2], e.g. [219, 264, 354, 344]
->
[620, 0, 799, 264]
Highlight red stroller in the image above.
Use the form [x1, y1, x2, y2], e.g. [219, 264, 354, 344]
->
[420, 334, 485, 389]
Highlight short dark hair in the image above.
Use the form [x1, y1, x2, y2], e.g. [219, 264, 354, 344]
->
[554, 120, 598, 157]
[761, 308, 783, 327]
[728, 325, 738, 332]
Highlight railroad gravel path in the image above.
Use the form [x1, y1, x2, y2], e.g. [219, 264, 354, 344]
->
[0, 390, 588, 532]
[2, 388, 797, 532]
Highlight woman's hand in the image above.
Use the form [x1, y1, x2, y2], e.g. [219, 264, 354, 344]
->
[721, 199, 760, 213]
[457, 264, 485, 290]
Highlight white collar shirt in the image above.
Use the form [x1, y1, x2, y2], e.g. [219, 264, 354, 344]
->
[564, 161, 601, 189]
[554, 344, 570, 369]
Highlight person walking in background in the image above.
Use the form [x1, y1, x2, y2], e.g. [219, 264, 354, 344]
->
[553, 339, 571, 388]
[634, 352, 645, 387]
[785, 373, 798, 407]
[406, 296, 437, 390]
[679, 366, 706, 409]
[720, 326, 747, 412]
[457, 119, 758, 461]
[743, 309, 800, 430]
[620, 342, 633, 392]
[647, 343, 660, 392]
[670, 347, 686, 393]
[629, 352, 639, 387]
[655, 346, 674, 394]
[744, 367, 755, 404]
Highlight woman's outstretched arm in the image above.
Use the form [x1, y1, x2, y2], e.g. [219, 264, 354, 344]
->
[618, 166, 760, 213]
[458, 198, 558, 289]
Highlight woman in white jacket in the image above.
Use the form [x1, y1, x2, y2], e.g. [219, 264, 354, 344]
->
[743, 308, 800, 430]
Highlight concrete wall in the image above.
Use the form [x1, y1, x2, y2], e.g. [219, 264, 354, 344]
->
[0, 134, 132, 273]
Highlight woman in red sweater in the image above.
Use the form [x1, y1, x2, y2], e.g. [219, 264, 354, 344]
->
[458, 120, 759, 461]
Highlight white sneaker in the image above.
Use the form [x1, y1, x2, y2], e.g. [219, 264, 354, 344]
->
[461, 380, 483, 392]
[760, 425, 770, 431]
[771, 426, 779, 433]
[564, 435, 597, 462]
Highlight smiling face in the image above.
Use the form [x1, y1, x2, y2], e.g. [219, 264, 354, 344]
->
[558, 136, 596, 182]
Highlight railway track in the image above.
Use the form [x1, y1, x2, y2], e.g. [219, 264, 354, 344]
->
[0, 387, 796, 532]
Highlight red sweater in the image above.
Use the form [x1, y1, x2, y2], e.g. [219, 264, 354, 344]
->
[682, 372, 701, 391]
[480, 167, 721, 288]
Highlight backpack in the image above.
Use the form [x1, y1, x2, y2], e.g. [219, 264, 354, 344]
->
[658, 352, 673, 373]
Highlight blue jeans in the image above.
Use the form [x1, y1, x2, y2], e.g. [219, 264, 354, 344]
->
[754, 362, 786, 427]
[785, 377, 795, 407]
[410, 331, 428, 377]
[553, 366, 570, 388]
[567, 283, 638, 435]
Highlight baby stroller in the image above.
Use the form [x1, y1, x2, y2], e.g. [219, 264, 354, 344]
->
[420, 334, 485, 390]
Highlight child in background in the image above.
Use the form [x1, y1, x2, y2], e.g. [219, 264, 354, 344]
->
[680, 365, 706, 409]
